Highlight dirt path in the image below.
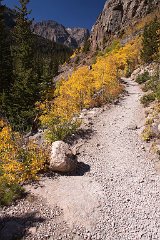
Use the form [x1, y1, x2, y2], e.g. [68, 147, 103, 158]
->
[26, 78, 160, 239]
[1, 78, 160, 240]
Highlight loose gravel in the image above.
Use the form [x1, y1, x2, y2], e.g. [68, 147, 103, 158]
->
[1, 78, 160, 240]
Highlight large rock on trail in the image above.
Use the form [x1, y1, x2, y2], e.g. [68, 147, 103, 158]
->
[49, 141, 78, 173]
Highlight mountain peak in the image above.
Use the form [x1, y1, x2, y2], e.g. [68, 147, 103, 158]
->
[32, 20, 89, 48]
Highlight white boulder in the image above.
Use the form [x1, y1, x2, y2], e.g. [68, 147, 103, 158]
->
[50, 141, 77, 173]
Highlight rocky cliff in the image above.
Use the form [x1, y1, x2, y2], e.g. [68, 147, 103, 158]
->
[32, 21, 89, 48]
[90, 0, 160, 50]
[66, 27, 89, 48]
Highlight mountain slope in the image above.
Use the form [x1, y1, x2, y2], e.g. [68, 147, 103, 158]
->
[32, 21, 89, 49]
[90, 0, 160, 50]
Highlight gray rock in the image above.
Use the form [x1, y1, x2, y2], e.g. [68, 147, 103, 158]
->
[71, 142, 83, 155]
[49, 141, 78, 173]
[28, 226, 37, 235]
[151, 123, 160, 137]
[90, 0, 159, 50]
[128, 124, 137, 130]
[29, 130, 44, 145]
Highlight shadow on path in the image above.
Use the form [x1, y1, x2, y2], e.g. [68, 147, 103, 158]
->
[0, 212, 45, 240]
[44, 161, 90, 179]
[68, 161, 90, 176]
[66, 128, 94, 145]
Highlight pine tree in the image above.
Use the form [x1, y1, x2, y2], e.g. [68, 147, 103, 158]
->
[141, 19, 160, 63]
[9, 0, 40, 131]
[0, 0, 13, 115]
[82, 37, 90, 53]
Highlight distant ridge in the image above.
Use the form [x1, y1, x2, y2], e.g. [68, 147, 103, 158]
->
[3, 6, 89, 49]
[32, 20, 89, 49]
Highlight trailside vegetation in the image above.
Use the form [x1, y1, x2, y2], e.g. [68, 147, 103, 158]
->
[0, 119, 49, 206]
[0, 0, 13, 115]
[141, 18, 160, 63]
[0, 0, 71, 206]
[0, 0, 72, 132]
[39, 37, 141, 142]
[0, 0, 159, 206]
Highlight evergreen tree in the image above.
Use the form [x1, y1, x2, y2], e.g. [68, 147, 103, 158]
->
[1, 0, 72, 131]
[82, 37, 90, 53]
[0, 0, 13, 114]
[141, 19, 160, 63]
[9, 0, 40, 131]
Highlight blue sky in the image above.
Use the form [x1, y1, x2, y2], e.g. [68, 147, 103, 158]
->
[4, 0, 106, 30]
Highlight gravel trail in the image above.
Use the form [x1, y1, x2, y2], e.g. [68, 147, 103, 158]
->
[79, 78, 160, 239]
[1, 78, 160, 240]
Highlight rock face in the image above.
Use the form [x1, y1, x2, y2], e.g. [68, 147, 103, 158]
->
[66, 27, 89, 47]
[90, 0, 160, 50]
[50, 141, 78, 173]
[32, 21, 89, 48]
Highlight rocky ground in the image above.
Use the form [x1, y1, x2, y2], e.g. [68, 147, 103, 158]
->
[1, 78, 160, 240]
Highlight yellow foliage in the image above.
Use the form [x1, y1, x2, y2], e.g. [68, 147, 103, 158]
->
[56, 67, 95, 112]
[70, 51, 77, 59]
[20, 140, 49, 181]
[0, 119, 48, 186]
[39, 66, 94, 142]
[0, 121, 23, 184]
[39, 37, 142, 142]
[92, 37, 141, 100]
[40, 66, 95, 124]
[70, 48, 80, 59]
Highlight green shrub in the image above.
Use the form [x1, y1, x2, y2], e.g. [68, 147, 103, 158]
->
[82, 38, 90, 53]
[104, 40, 121, 55]
[141, 19, 160, 63]
[140, 92, 155, 106]
[45, 119, 81, 142]
[142, 125, 155, 142]
[0, 179, 24, 206]
[75, 56, 80, 64]
[136, 71, 150, 84]
[125, 60, 135, 77]
[143, 73, 159, 91]
[155, 83, 160, 101]
[142, 71, 160, 99]
[143, 79, 154, 92]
